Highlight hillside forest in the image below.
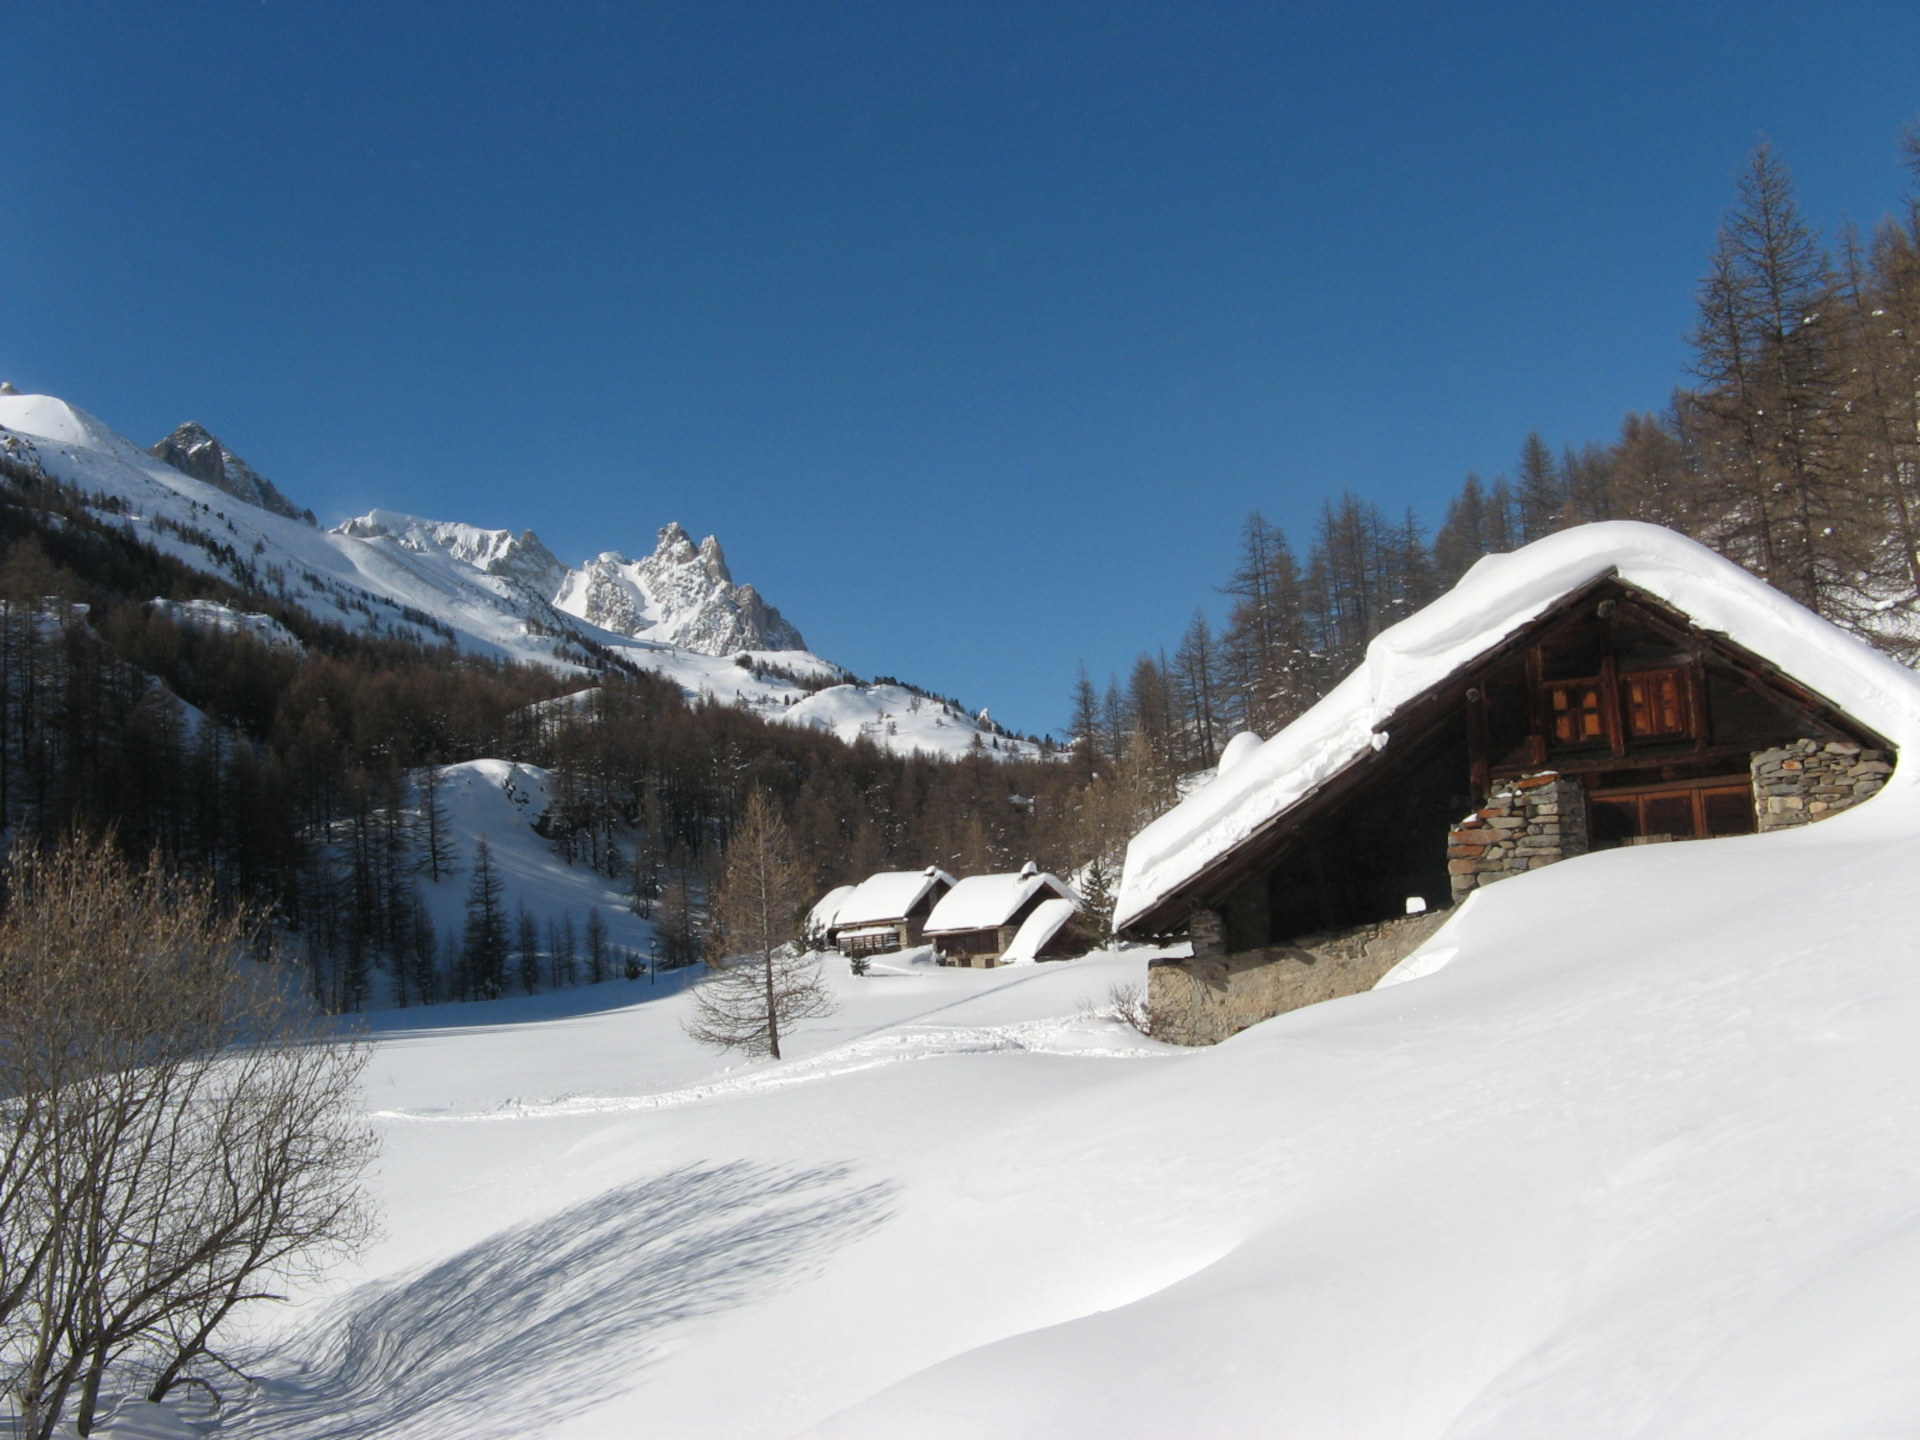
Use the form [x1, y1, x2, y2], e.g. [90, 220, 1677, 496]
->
[1, 135, 1916, 1012]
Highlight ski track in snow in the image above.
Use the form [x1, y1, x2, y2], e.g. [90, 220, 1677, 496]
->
[373, 1013, 1176, 1124]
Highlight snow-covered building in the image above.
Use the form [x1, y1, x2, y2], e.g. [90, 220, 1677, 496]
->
[922, 863, 1086, 967]
[805, 884, 858, 949]
[828, 867, 957, 958]
[1117, 523, 1908, 1044]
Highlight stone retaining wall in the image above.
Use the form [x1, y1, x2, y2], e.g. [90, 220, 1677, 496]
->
[1752, 740, 1894, 831]
[1148, 908, 1449, 1047]
[1446, 773, 1589, 905]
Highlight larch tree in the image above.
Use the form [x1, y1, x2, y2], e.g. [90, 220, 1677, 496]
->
[684, 790, 831, 1061]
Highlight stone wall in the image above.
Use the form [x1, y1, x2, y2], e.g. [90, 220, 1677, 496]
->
[1445, 773, 1589, 905]
[1752, 740, 1894, 831]
[1148, 908, 1450, 1047]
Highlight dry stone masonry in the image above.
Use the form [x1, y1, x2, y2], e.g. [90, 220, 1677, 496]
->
[1150, 907, 1449, 1047]
[1446, 773, 1589, 905]
[1751, 740, 1894, 831]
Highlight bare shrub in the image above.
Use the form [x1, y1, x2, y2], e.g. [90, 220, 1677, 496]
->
[1105, 981, 1158, 1038]
[0, 835, 377, 1438]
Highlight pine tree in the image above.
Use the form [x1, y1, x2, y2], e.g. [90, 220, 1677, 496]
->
[585, 906, 608, 984]
[417, 763, 456, 883]
[685, 790, 832, 1060]
[514, 903, 540, 996]
[461, 836, 509, 1000]
[1515, 431, 1565, 541]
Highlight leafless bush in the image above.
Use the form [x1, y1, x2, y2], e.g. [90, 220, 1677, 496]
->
[0, 835, 377, 1438]
[1101, 981, 1158, 1038]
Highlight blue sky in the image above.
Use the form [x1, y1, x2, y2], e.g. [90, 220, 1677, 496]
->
[5, 2, 1919, 737]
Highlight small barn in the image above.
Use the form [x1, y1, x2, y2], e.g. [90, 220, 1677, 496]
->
[1116, 523, 1907, 1045]
[923, 863, 1086, 967]
[828, 867, 957, 957]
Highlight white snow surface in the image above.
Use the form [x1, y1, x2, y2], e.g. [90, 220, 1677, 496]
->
[0, 393, 1026, 761]
[830, 868, 957, 930]
[1000, 896, 1081, 963]
[805, 885, 857, 941]
[101, 760, 1920, 1440]
[781, 683, 1042, 760]
[924, 870, 1077, 934]
[1116, 521, 1920, 931]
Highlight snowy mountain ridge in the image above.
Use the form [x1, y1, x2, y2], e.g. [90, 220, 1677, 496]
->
[148, 420, 316, 525]
[552, 521, 806, 656]
[0, 391, 1037, 759]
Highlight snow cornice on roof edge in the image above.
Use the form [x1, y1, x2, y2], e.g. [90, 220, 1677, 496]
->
[1113, 522, 1920, 935]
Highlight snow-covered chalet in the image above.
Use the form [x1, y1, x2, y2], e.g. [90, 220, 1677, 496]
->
[922, 863, 1088, 967]
[825, 867, 956, 958]
[1115, 523, 1907, 1044]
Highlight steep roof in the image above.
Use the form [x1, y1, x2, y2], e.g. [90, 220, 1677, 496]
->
[832, 868, 957, 929]
[924, 869, 1079, 935]
[1001, 897, 1082, 963]
[806, 884, 858, 937]
[1116, 522, 1920, 935]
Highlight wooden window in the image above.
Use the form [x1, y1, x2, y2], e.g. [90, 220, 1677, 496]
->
[1624, 668, 1691, 739]
[1587, 779, 1755, 845]
[1547, 680, 1606, 746]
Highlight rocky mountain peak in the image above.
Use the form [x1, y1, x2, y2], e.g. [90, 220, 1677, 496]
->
[149, 422, 316, 525]
[552, 522, 803, 656]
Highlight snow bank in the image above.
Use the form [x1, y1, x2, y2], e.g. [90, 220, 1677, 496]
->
[1116, 522, 1920, 932]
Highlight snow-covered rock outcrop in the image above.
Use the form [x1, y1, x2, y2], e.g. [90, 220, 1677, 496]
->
[554, 522, 805, 656]
[149, 421, 315, 524]
[336, 510, 572, 598]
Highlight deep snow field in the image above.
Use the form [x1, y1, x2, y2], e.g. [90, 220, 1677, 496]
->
[74, 758, 1920, 1439]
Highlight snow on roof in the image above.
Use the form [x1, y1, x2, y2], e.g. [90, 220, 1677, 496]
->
[1001, 897, 1082, 963]
[807, 884, 857, 936]
[924, 870, 1078, 935]
[832, 868, 957, 929]
[1115, 521, 1920, 934]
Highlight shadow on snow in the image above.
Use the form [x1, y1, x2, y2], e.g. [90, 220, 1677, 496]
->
[223, 1160, 891, 1439]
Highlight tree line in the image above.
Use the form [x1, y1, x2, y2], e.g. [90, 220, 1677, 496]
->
[1079, 126, 1920, 822]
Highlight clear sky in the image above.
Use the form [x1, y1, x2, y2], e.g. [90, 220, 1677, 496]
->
[5, 2, 1919, 737]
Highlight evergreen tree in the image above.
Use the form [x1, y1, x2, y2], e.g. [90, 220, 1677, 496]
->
[514, 902, 541, 996]
[461, 837, 509, 1000]
[1515, 431, 1565, 541]
[585, 906, 609, 984]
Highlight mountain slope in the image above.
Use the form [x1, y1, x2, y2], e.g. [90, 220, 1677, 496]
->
[0, 393, 1036, 758]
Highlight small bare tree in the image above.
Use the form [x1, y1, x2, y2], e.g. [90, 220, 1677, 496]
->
[684, 792, 832, 1061]
[0, 836, 376, 1438]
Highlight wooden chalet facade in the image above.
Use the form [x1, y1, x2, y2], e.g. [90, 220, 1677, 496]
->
[1117, 558, 1900, 1045]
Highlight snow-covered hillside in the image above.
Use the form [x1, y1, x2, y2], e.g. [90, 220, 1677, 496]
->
[0, 393, 1034, 758]
[89, 687, 1918, 1438]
